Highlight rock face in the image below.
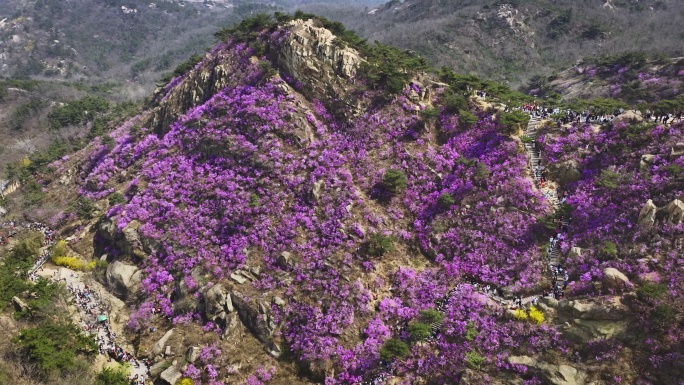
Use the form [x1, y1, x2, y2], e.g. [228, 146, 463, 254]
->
[273, 19, 364, 116]
[548, 159, 580, 185]
[97, 219, 152, 258]
[508, 356, 587, 385]
[204, 284, 234, 325]
[231, 291, 280, 356]
[106, 261, 142, 300]
[663, 199, 684, 224]
[561, 297, 627, 321]
[638, 199, 657, 228]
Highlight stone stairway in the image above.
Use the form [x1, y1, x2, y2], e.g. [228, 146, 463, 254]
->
[524, 116, 568, 294]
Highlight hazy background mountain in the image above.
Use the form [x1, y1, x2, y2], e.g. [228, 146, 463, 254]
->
[304, 0, 684, 87]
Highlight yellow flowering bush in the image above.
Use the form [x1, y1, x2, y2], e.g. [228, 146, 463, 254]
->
[528, 306, 545, 324]
[513, 308, 528, 321]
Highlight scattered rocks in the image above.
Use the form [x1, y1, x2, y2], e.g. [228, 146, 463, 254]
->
[637, 199, 657, 229]
[11, 296, 28, 312]
[105, 261, 142, 300]
[152, 328, 175, 358]
[312, 180, 324, 201]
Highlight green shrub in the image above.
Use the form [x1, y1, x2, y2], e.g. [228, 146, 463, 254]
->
[48, 96, 109, 130]
[382, 169, 407, 194]
[368, 233, 395, 257]
[595, 169, 621, 189]
[0, 233, 43, 309]
[95, 367, 130, 385]
[408, 322, 431, 341]
[419, 107, 439, 122]
[438, 193, 456, 209]
[419, 308, 444, 324]
[651, 304, 675, 323]
[249, 193, 260, 207]
[458, 110, 478, 128]
[108, 192, 126, 206]
[443, 90, 469, 113]
[72, 196, 97, 219]
[499, 111, 530, 133]
[12, 323, 96, 377]
[379, 338, 410, 361]
[465, 321, 478, 341]
[465, 350, 485, 369]
[637, 283, 668, 300]
[601, 241, 618, 257]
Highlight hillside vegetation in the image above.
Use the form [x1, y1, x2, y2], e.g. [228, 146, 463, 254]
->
[1, 13, 683, 385]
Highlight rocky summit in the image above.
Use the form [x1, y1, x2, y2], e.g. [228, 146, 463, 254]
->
[1, 11, 683, 385]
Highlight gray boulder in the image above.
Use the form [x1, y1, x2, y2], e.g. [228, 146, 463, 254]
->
[640, 154, 656, 172]
[671, 142, 684, 157]
[152, 328, 175, 358]
[561, 298, 627, 321]
[277, 251, 292, 269]
[105, 261, 142, 300]
[160, 364, 183, 385]
[12, 296, 28, 312]
[638, 199, 657, 228]
[663, 199, 684, 224]
[149, 361, 169, 378]
[548, 159, 581, 185]
[602, 268, 630, 291]
[186, 346, 200, 363]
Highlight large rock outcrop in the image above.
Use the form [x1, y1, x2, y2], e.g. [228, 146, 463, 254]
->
[273, 19, 364, 116]
[230, 290, 280, 357]
[204, 284, 234, 324]
[97, 219, 152, 259]
[105, 261, 142, 300]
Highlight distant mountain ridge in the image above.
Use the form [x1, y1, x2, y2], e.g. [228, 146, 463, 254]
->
[310, 0, 684, 87]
